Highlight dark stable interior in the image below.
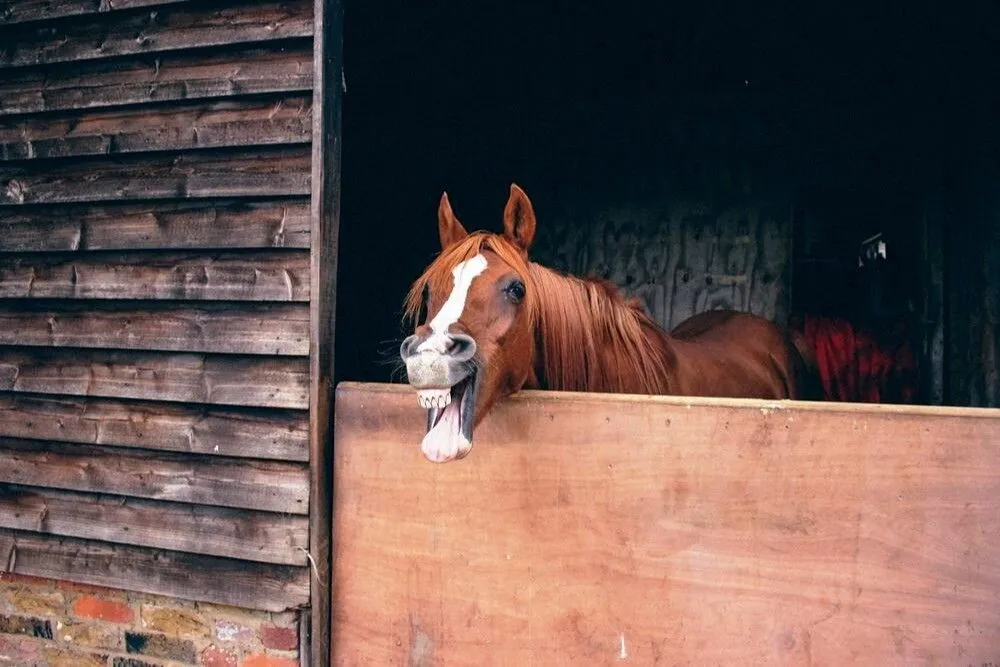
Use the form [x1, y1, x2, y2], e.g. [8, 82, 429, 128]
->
[336, 1, 999, 406]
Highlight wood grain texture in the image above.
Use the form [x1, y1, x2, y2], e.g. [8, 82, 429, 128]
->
[0, 0, 189, 25]
[0, 0, 313, 68]
[0, 200, 310, 252]
[309, 0, 343, 663]
[0, 348, 309, 408]
[333, 382, 1000, 665]
[0, 302, 308, 355]
[0, 393, 307, 461]
[0, 95, 312, 160]
[532, 198, 792, 331]
[0, 484, 308, 565]
[0, 146, 310, 204]
[0, 438, 308, 514]
[0, 251, 309, 301]
[0, 46, 312, 116]
[0, 528, 309, 611]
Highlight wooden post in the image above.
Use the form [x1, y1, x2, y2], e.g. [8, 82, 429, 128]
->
[309, 0, 343, 663]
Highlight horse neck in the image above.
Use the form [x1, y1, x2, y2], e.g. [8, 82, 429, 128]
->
[526, 262, 678, 394]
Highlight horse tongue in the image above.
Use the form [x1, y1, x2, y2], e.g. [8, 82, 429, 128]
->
[421, 399, 469, 463]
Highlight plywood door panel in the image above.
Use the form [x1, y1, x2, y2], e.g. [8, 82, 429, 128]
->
[333, 382, 1000, 665]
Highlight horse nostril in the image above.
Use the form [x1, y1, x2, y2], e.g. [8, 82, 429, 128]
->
[448, 334, 477, 362]
[400, 334, 421, 360]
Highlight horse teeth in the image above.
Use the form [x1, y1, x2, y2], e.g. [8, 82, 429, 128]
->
[418, 389, 451, 410]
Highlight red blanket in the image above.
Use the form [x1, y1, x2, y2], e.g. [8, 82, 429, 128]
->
[795, 315, 919, 404]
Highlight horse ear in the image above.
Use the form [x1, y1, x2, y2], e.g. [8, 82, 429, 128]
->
[503, 183, 537, 251]
[437, 191, 469, 249]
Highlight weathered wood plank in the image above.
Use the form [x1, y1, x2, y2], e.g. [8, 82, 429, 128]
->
[0, 200, 310, 252]
[0, 438, 309, 514]
[0, 0, 313, 68]
[0, 302, 309, 355]
[0, 393, 307, 461]
[310, 0, 343, 663]
[0, 251, 309, 301]
[0, 95, 312, 160]
[333, 382, 1000, 665]
[0, 528, 309, 611]
[0, 146, 310, 204]
[0, 46, 313, 116]
[0, 0, 189, 25]
[0, 484, 308, 565]
[0, 348, 308, 409]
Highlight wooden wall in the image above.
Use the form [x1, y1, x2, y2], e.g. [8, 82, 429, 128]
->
[520, 99, 794, 332]
[945, 153, 1000, 408]
[333, 382, 1000, 664]
[0, 0, 316, 614]
[533, 197, 791, 331]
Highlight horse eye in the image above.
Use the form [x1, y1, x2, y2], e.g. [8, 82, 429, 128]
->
[505, 280, 526, 303]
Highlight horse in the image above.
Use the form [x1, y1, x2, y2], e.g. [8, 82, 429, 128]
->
[400, 183, 819, 463]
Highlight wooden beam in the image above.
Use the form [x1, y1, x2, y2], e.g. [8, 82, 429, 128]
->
[0, 0, 313, 68]
[309, 0, 343, 663]
[0, 200, 310, 252]
[0, 348, 309, 409]
[0, 0, 190, 25]
[0, 393, 308, 461]
[0, 146, 310, 205]
[0, 438, 309, 514]
[0, 46, 313, 116]
[0, 251, 310, 301]
[0, 95, 312, 160]
[332, 382, 1000, 665]
[0, 484, 308, 565]
[0, 528, 309, 612]
[0, 302, 309, 355]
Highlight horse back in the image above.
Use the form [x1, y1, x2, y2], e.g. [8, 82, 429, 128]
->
[670, 310, 821, 400]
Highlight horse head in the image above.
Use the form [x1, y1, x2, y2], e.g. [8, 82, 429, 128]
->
[400, 184, 541, 463]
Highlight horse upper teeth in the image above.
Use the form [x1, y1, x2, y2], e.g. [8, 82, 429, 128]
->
[417, 389, 451, 409]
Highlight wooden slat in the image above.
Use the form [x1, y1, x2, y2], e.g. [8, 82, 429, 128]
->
[332, 382, 1000, 665]
[0, 438, 309, 514]
[310, 0, 343, 663]
[0, 393, 307, 461]
[0, 0, 190, 26]
[0, 95, 312, 160]
[0, 200, 310, 252]
[0, 146, 310, 204]
[0, 46, 313, 116]
[0, 348, 308, 408]
[0, 484, 308, 565]
[0, 0, 313, 68]
[0, 302, 308, 355]
[0, 528, 309, 611]
[0, 250, 310, 301]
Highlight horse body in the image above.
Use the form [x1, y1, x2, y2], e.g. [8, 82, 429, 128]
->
[400, 184, 817, 462]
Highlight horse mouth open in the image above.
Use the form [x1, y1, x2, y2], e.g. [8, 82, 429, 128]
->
[414, 367, 480, 463]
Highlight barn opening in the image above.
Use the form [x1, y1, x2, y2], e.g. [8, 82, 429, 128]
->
[337, 1, 999, 408]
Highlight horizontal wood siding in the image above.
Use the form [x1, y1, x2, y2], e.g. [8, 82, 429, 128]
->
[0, 0, 313, 612]
[0, 0, 191, 25]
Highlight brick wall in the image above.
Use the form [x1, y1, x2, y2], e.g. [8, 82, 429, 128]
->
[0, 574, 300, 667]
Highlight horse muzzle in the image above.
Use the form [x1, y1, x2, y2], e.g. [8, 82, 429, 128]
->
[399, 332, 480, 463]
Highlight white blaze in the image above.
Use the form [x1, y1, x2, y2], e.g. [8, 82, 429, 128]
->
[417, 253, 488, 353]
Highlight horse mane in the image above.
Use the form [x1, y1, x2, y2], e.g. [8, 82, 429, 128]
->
[528, 263, 676, 394]
[403, 232, 676, 395]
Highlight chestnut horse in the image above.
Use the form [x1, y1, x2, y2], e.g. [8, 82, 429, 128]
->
[400, 184, 819, 463]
